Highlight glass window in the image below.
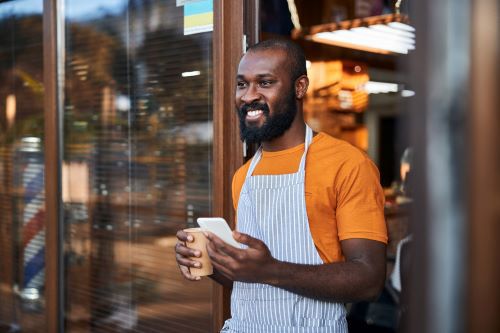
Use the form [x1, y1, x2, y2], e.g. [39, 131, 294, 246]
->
[62, 1, 214, 331]
[0, 0, 46, 331]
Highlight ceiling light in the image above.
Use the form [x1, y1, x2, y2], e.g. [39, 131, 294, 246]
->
[286, 0, 301, 29]
[293, 14, 415, 55]
[363, 81, 399, 94]
[401, 89, 415, 97]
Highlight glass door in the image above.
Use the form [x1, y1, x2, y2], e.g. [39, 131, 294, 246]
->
[62, 1, 214, 331]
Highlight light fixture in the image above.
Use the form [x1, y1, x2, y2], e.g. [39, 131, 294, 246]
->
[363, 81, 399, 94]
[292, 1, 415, 55]
[286, 0, 301, 30]
[6, 94, 16, 128]
[401, 89, 415, 97]
[181, 70, 201, 77]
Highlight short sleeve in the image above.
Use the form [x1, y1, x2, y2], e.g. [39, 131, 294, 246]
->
[232, 166, 246, 212]
[336, 158, 388, 243]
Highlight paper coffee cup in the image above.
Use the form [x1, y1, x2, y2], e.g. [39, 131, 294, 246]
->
[184, 227, 213, 277]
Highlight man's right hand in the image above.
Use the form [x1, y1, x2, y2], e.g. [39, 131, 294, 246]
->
[175, 229, 203, 281]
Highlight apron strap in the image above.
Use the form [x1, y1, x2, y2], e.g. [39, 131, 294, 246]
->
[298, 125, 313, 172]
[244, 124, 314, 179]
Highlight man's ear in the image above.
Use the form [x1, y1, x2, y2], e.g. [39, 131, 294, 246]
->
[295, 75, 309, 99]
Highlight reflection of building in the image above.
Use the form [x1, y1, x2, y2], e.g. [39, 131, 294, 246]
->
[62, 1, 215, 331]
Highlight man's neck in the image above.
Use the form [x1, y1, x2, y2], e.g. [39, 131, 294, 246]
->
[261, 115, 306, 152]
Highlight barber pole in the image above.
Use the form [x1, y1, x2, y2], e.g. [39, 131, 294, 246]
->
[22, 161, 45, 294]
[13, 138, 45, 307]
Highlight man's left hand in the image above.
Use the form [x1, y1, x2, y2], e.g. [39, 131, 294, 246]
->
[206, 231, 278, 283]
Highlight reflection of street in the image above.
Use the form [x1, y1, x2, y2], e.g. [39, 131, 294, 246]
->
[61, 0, 216, 329]
[132, 236, 211, 332]
[66, 235, 212, 332]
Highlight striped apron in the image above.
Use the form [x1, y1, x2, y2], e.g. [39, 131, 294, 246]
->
[222, 126, 347, 333]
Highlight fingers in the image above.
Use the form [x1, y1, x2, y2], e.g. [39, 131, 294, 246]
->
[206, 241, 235, 279]
[205, 232, 241, 257]
[175, 241, 202, 258]
[210, 259, 234, 280]
[206, 240, 230, 264]
[175, 251, 202, 268]
[174, 234, 203, 282]
[233, 231, 264, 249]
[178, 263, 201, 281]
[176, 229, 194, 242]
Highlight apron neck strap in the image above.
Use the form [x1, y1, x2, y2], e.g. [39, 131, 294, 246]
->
[298, 125, 313, 171]
[245, 124, 314, 179]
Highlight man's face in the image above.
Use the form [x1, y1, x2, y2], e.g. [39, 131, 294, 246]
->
[235, 49, 297, 144]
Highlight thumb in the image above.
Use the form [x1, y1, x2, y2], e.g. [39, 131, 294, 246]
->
[233, 231, 263, 249]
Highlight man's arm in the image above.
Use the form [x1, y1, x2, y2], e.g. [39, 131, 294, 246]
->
[206, 231, 386, 303]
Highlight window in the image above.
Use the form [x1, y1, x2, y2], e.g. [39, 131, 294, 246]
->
[62, 1, 214, 331]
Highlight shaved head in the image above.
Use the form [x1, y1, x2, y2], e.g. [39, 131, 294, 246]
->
[246, 39, 307, 84]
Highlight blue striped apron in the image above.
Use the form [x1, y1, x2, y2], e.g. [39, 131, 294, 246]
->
[222, 126, 347, 333]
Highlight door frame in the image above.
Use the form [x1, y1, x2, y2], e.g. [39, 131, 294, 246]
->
[212, 0, 259, 330]
[43, 0, 64, 332]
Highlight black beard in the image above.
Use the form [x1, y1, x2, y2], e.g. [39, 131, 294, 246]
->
[237, 92, 297, 144]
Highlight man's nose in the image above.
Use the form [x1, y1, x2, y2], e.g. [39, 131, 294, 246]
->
[240, 84, 261, 104]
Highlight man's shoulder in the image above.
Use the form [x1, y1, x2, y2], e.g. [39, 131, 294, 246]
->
[233, 158, 252, 183]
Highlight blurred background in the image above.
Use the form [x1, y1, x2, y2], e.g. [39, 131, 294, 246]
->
[0, 0, 498, 332]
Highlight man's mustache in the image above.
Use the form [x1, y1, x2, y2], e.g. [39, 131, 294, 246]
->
[239, 102, 270, 116]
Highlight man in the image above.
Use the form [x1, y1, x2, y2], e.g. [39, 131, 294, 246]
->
[175, 39, 387, 332]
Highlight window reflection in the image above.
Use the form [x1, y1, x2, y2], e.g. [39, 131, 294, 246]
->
[0, 0, 45, 332]
[63, 0, 213, 331]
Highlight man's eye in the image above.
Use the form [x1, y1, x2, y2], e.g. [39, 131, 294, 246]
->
[237, 81, 247, 88]
[260, 80, 273, 87]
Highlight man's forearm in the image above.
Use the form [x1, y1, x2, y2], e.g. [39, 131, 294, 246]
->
[264, 260, 385, 303]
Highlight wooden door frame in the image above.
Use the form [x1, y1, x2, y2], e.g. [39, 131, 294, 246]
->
[43, 0, 64, 332]
[468, 0, 500, 331]
[211, 1, 243, 331]
[212, 0, 259, 331]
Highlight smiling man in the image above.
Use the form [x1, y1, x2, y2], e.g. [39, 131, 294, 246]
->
[175, 39, 388, 332]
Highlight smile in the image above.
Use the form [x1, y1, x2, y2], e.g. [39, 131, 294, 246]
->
[246, 110, 264, 121]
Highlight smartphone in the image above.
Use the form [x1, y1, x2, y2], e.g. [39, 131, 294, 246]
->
[196, 217, 241, 248]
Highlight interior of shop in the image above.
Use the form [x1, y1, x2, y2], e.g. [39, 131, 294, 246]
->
[258, 2, 413, 330]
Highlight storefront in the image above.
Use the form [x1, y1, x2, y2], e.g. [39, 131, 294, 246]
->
[0, 0, 498, 332]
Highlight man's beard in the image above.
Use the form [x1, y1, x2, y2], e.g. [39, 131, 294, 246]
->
[237, 91, 297, 144]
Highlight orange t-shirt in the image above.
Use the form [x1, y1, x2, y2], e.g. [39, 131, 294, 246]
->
[232, 132, 387, 263]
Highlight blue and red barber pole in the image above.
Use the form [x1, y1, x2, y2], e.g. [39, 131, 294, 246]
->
[22, 161, 45, 291]
[13, 138, 45, 308]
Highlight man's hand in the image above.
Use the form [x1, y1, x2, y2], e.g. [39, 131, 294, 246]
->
[206, 231, 279, 284]
[175, 229, 203, 281]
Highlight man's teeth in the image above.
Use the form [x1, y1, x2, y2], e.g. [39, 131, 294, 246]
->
[247, 110, 263, 117]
